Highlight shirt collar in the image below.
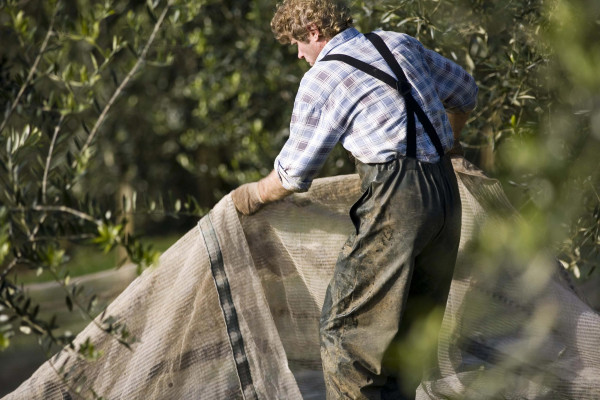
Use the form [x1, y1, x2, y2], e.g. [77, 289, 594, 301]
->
[316, 27, 361, 63]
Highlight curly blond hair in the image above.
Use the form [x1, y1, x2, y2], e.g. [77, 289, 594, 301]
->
[271, 0, 353, 44]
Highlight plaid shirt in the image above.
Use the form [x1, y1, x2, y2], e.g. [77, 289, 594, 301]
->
[275, 28, 478, 192]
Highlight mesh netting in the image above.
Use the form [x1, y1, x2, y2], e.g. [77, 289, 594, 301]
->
[5, 157, 599, 399]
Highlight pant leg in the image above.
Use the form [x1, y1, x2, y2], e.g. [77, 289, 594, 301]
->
[382, 157, 462, 399]
[319, 156, 461, 400]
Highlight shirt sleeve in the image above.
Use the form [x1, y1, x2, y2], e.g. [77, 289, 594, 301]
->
[274, 90, 343, 192]
[422, 48, 478, 113]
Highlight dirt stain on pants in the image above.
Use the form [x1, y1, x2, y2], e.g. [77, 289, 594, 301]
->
[320, 155, 461, 400]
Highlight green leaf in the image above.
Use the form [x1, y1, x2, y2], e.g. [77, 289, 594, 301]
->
[90, 53, 98, 71]
[93, 222, 123, 253]
[0, 241, 9, 265]
[80, 65, 88, 83]
[81, 18, 89, 36]
[0, 333, 10, 350]
[87, 295, 97, 313]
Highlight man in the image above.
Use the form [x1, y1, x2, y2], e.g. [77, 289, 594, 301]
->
[231, 0, 478, 398]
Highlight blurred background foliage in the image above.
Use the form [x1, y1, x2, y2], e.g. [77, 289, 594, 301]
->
[0, 0, 598, 395]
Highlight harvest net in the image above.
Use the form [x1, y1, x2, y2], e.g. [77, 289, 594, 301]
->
[5, 157, 600, 399]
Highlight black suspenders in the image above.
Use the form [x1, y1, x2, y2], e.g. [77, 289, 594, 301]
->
[321, 32, 445, 159]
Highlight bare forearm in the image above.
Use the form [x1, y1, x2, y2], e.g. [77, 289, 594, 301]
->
[446, 111, 471, 140]
[446, 111, 471, 155]
[257, 170, 293, 203]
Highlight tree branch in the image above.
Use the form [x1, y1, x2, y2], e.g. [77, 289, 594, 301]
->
[0, 258, 18, 280]
[10, 205, 100, 224]
[42, 114, 65, 204]
[79, 2, 173, 155]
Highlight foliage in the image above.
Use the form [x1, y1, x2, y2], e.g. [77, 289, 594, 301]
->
[540, 0, 600, 281]
[0, 1, 193, 393]
[0, 0, 598, 397]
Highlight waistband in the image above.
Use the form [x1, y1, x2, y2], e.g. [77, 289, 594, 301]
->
[354, 154, 453, 185]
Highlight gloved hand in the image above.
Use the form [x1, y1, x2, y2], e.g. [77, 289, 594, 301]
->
[231, 182, 264, 215]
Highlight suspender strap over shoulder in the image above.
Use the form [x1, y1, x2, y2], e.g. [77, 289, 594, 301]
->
[321, 32, 445, 159]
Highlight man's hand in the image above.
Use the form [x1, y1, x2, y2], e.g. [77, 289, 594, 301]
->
[231, 182, 264, 215]
[231, 170, 293, 215]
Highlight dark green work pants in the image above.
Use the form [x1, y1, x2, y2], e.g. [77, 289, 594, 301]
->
[320, 155, 461, 399]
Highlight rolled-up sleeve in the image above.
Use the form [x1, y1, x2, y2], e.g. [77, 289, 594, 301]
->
[274, 97, 342, 192]
[423, 48, 478, 113]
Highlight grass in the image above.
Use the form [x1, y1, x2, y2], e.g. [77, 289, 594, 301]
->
[12, 234, 180, 285]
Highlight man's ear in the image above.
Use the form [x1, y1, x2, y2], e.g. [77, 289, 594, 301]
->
[307, 24, 321, 41]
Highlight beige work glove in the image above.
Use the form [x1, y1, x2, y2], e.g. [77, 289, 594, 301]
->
[231, 182, 264, 215]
